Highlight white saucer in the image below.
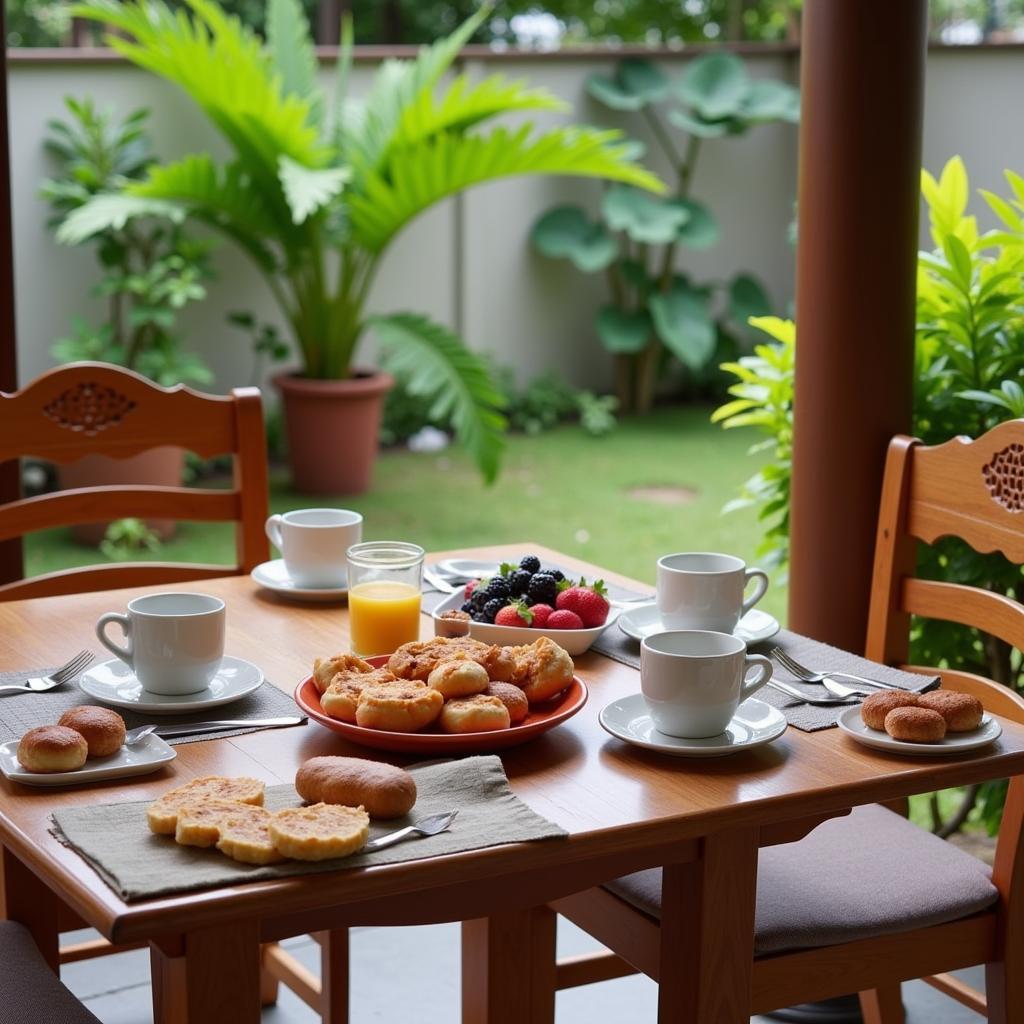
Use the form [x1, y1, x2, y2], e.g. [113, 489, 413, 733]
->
[0, 733, 176, 787]
[599, 694, 787, 757]
[79, 656, 264, 714]
[836, 705, 1002, 756]
[251, 559, 348, 602]
[617, 603, 781, 645]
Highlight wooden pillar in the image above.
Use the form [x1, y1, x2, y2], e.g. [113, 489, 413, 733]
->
[788, 0, 927, 649]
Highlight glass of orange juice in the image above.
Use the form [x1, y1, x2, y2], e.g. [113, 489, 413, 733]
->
[346, 541, 425, 656]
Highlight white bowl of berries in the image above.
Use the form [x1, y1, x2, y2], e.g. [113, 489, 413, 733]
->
[430, 555, 619, 656]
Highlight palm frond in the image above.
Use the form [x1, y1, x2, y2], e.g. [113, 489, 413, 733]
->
[56, 194, 187, 244]
[350, 125, 665, 253]
[266, 0, 322, 126]
[278, 156, 351, 224]
[369, 312, 507, 483]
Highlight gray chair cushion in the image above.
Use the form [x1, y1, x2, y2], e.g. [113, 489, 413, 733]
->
[0, 921, 102, 1024]
[606, 804, 999, 955]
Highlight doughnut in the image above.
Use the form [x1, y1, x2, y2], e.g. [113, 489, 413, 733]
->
[216, 805, 287, 864]
[321, 666, 400, 722]
[295, 756, 416, 819]
[16, 725, 88, 773]
[436, 610, 472, 638]
[439, 694, 511, 734]
[511, 636, 575, 703]
[146, 776, 265, 834]
[313, 653, 375, 694]
[485, 682, 529, 724]
[884, 706, 947, 743]
[860, 690, 920, 731]
[388, 637, 515, 683]
[427, 655, 490, 699]
[918, 690, 984, 732]
[356, 680, 443, 732]
[175, 798, 254, 848]
[57, 705, 126, 758]
[268, 803, 369, 861]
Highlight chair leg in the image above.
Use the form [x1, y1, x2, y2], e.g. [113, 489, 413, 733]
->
[859, 985, 904, 1024]
[259, 943, 281, 1007]
[318, 929, 349, 1024]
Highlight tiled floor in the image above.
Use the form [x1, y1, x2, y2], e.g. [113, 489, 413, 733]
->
[61, 920, 985, 1022]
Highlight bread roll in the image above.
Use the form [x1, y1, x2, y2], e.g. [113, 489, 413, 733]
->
[440, 694, 511, 733]
[356, 681, 443, 732]
[58, 705, 126, 758]
[295, 756, 416, 819]
[485, 682, 529, 724]
[17, 725, 88, 773]
[884, 706, 946, 743]
[427, 656, 489, 699]
[918, 690, 984, 732]
[860, 690, 919, 731]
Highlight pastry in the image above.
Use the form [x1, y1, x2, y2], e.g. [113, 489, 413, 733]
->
[57, 705, 126, 758]
[295, 756, 416, 819]
[16, 725, 88, 773]
[860, 690, 920, 731]
[511, 636, 575, 703]
[356, 680, 443, 732]
[485, 682, 529, 724]
[884, 706, 947, 743]
[147, 776, 265, 835]
[321, 666, 400, 722]
[439, 694, 511, 734]
[216, 805, 287, 864]
[388, 636, 515, 683]
[268, 803, 370, 861]
[313, 653, 375, 694]
[918, 690, 984, 732]
[175, 798, 254, 848]
[427, 655, 490, 699]
[436, 609, 472, 638]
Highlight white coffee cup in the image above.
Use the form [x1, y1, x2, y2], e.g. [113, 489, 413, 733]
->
[641, 630, 773, 738]
[96, 592, 225, 695]
[656, 552, 769, 634]
[265, 508, 363, 587]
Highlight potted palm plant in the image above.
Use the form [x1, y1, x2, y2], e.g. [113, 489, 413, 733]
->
[61, 0, 661, 494]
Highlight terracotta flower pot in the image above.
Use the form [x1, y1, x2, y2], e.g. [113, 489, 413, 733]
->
[274, 370, 394, 495]
[58, 447, 185, 546]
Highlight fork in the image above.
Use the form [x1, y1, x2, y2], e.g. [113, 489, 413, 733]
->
[768, 678, 859, 706]
[364, 810, 458, 851]
[771, 647, 894, 690]
[0, 651, 93, 696]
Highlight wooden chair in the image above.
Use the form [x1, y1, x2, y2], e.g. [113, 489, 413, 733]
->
[542, 425, 1024, 1023]
[0, 362, 270, 599]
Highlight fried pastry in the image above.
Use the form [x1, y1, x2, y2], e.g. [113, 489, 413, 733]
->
[321, 666, 400, 722]
[356, 680, 443, 732]
[884, 706, 946, 743]
[57, 706, 125, 758]
[175, 798, 255, 848]
[388, 636, 515, 683]
[918, 690, 984, 732]
[216, 805, 287, 864]
[313, 653, 375, 694]
[147, 776, 265, 835]
[485, 682, 529, 724]
[269, 803, 370, 861]
[860, 690, 920, 731]
[511, 636, 575, 703]
[440, 694, 511, 734]
[427, 655, 490, 699]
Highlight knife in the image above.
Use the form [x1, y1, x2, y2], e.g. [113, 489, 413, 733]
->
[152, 715, 306, 739]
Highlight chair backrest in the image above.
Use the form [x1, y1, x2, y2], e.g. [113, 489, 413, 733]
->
[0, 362, 270, 599]
[866, 425, 1024, 720]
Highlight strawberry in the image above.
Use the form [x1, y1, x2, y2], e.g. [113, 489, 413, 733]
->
[555, 577, 610, 628]
[546, 608, 584, 630]
[464, 579, 478, 600]
[495, 601, 533, 628]
[529, 603, 553, 628]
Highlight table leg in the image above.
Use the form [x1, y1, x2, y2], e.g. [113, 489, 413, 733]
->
[151, 946, 187, 1024]
[2, 847, 59, 971]
[462, 905, 556, 1024]
[658, 826, 759, 1024]
[319, 928, 350, 1023]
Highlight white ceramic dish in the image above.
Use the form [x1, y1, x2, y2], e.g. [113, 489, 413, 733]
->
[617, 602, 780, 646]
[430, 590, 620, 656]
[599, 694, 787, 757]
[251, 559, 348, 602]
[836, 705, 1002, 756]
[435, 558, 500, 582]
[0, 733, 176, 787]
[79, 655, 264, 714]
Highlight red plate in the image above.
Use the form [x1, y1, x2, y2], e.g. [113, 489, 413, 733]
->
[294, 655, 588, 754]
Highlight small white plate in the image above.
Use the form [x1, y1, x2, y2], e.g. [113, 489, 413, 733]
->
[836, 705, 1002, 756]
[0, 733, 176, 787]
[617, 602, 781, 646]
[435, 558, 501, 581]
[79, 656, 264, 714]
[252, 559, 348, 602]
[599, 694, 787, 757]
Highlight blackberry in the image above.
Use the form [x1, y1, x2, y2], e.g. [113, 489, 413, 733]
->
[527, 572, 558, 605]
[483, 598, 505, 623]
[470, 588, 489, 610]
[543, 568, 565, 582]
[461, 601, 473, 613]
[508, 569, 532, 596]
[481, 576, 511, 601]
[519, 554, 541, 574]
[471, 611, 488, 622]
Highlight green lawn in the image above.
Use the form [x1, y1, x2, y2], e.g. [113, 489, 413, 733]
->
[25, 405, 787, 620]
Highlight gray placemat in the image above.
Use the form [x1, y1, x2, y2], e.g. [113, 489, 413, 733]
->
[592, 626, 939, 732]
[51, 755, 566, 901]
[0, 661, 303, 746]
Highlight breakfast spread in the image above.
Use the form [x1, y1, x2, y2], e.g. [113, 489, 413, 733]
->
[859, 689, 985, 743]
[295, 756, 417, 819]
[16, 705, 127, 773]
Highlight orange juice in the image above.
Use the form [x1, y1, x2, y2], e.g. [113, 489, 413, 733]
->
[349, 580, 422, 656]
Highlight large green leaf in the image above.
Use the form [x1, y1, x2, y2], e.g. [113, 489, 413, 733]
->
[56, 194, 187, 242]
[670, 198, 719, 249]
[666, 109, 729, 139]
[369, 312, 507, 483]
[677, 53, 749, 121]
[531, 206, 617, 272]
[278, 156, 351, 224]
[602, 184, 689, 244]
[350, 125, 664, 254]
[596, 306, 651, 354]
[587, 58, 668, 111]
[650, 279, 716, 371]
[266, 0, 322, 125]
[729, 273, 773, 327]
[740, 79, 800, 123]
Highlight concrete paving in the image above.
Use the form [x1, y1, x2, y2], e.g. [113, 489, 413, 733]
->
[60, 920, 985, 1022]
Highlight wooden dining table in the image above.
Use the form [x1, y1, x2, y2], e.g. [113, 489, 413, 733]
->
[1, 542, 1023, 1024]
